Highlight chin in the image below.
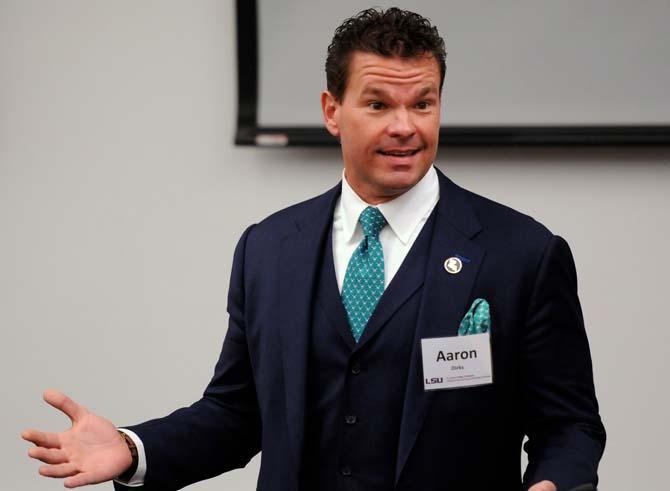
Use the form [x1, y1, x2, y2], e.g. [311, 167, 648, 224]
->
[382, 165, 428, 187]
[377, 173, 422, 197]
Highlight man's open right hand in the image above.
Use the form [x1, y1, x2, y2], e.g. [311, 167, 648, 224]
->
[22, 389, 132, 488]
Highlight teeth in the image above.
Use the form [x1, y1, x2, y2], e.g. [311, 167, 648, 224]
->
[382, 150, 414, 156]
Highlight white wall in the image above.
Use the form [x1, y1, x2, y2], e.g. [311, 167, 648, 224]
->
[1, 1, 669, 490]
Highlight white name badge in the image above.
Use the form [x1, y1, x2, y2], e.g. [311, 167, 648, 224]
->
[421, 332, 493, 390]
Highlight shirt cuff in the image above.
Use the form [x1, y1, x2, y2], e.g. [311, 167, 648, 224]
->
[114, 428, 147, 487]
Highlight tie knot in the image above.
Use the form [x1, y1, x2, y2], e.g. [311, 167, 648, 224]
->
[359, 206, 387, 238]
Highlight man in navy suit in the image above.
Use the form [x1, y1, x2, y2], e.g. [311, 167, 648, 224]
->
[23, 8, 605, 490]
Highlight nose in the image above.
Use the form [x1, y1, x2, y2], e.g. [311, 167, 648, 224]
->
[386, 108, 415, 139]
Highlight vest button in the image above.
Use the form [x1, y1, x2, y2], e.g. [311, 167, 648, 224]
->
[345, 415, 357, 425]
[351, 363, 361, 375]
[341, 466, 352, 476]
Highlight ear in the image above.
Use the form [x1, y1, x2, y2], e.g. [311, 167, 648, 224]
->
[321, 90, 341, 137]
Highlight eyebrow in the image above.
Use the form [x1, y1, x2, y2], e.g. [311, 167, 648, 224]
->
[360, 86, 438, 99]
[416, 86, 438, 98]
[360, 87, 389, 98]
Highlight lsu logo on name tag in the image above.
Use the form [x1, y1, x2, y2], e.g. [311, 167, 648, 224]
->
[421, 332, 493, 390]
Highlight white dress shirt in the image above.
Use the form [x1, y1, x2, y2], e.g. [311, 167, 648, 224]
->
[332, 165, 439, 292]
[116, 165, 440, 487]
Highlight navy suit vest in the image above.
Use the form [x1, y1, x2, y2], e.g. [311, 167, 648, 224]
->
[300, 210, 437, 491]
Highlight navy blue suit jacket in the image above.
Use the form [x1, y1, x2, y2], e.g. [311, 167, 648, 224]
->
[117, 168, 605, 490]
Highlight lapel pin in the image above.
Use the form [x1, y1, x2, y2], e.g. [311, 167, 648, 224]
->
[444, 256, 463, 274]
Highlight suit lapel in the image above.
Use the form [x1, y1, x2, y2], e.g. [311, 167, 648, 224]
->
[278, 183, 341, 473]
[315, 229, 357, 350]
[395, 170, 487, 484]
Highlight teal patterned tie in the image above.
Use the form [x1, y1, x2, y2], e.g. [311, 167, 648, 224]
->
[341, 206, 387, 342]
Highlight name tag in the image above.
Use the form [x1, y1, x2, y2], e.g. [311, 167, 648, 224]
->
[421, 332, 493, 390]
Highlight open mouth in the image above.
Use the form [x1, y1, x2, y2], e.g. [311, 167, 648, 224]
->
[378, 148, 420, 157]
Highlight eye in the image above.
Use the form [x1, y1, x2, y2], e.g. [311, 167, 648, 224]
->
[416, 100, 432, 110]
[368, 101, 386, 111]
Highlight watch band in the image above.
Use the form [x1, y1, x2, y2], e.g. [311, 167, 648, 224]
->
[117, 430, 139, 482]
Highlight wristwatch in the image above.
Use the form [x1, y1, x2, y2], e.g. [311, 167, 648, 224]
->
[117, 430, 139, 482]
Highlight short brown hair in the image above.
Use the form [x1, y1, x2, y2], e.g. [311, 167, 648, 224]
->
[325, 7, 447, 102]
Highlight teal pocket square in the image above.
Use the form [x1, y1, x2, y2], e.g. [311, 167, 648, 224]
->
[458, 298, 491, 335]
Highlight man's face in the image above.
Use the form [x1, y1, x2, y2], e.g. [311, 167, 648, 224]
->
[322, 51, 441, 204]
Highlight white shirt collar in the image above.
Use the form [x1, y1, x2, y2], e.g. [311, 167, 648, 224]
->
[340, 165, 439, 245]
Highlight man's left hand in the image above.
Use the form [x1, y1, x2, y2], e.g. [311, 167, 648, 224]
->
[529, 481, 557, 491]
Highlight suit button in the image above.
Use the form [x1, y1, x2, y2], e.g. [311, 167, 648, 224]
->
[341, 466, 352, 476]
[351, 363, 361, 375]
[345, 415, 357, 425]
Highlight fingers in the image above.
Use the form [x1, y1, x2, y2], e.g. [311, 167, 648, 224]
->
[38, 462, 78, 478]
[528, 481, 557, 491]
[64, 473, 99, 489]
[43, 389, 85, 423]
[21, 429, 61, 449]
[27, 446, 68, 465]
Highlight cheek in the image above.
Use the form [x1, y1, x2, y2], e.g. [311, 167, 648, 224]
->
[421, 120, 440, 146]
[343, 126, 376, 153]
